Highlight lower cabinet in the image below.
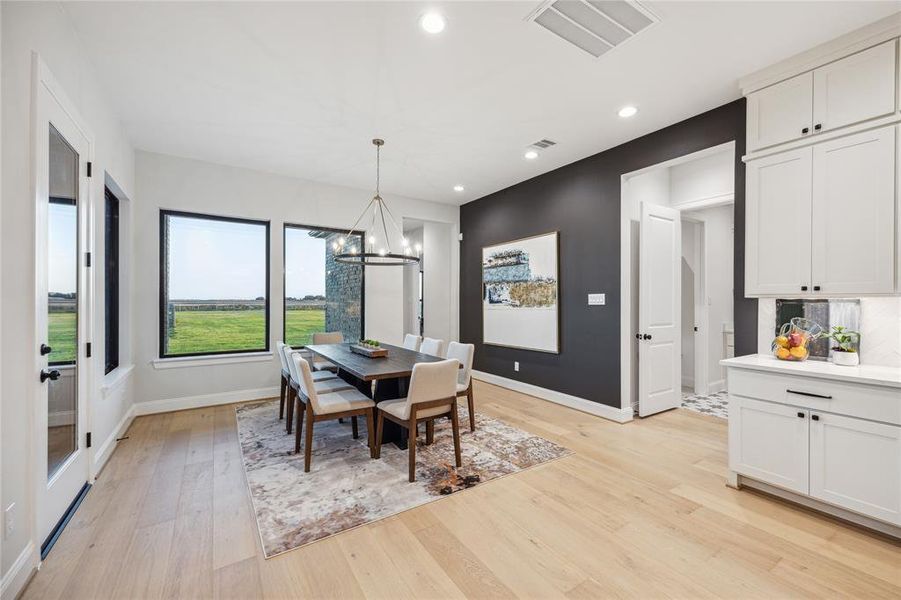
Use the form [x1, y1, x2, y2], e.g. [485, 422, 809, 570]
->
[810, 412, 901, 525]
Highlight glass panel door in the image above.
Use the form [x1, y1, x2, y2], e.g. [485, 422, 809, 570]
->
[46, 124, 79, 479]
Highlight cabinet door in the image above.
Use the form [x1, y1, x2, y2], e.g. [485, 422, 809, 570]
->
[729, 397, 809, 494]
[810, 413, 901, 525]
[813, 40, 897, 134]
[746, 147, 812, 296]
[811, 126, 896, 294]
[747, 72, 813, 151]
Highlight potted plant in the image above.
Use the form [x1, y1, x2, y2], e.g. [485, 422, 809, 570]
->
[823, 325, 861, 366]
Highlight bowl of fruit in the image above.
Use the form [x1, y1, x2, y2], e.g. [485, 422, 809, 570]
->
[772, 318, 823, 362]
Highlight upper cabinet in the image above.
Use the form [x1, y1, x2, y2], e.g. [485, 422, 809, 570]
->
[747, 40, 898, 153]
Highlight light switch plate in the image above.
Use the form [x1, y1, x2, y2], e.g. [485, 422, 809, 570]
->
[588, 293, 606, 306]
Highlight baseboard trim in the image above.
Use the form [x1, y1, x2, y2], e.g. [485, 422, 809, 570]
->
[93, 404, 136, 474]
[707, 378, 726, 394]
[132, 386, 280, 417]
[1, 541, 38, 600]
[472, 370, 633, 423]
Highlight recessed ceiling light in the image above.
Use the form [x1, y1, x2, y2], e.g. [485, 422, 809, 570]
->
[420, 12, 446, 34]
[524, 150, 539, 160]
[618, 105, 638, 118]
[453, 185, 465, 192]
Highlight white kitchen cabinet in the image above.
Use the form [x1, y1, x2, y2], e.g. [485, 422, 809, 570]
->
[813, 40, 897, 135]
[810, 412, 901, 526]
[747, 72, 813, 151]
[729, 396, 809, 495]
[745, 147, 812, 296]
[811, 126, 896, 294]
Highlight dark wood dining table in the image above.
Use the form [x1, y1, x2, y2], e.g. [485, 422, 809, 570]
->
[304, 342, 454, 449]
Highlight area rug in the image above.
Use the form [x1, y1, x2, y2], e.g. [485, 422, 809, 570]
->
[681, 390, 728, 419]
[235, 400, 571, 557]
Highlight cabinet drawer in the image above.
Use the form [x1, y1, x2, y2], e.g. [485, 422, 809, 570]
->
[728, 368, 901, 426]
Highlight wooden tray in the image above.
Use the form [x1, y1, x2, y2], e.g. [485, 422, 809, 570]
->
[349, 344, 388, 358]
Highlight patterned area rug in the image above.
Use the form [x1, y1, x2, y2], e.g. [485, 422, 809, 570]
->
[681, 390, 728, 419]
[235, 400, 571, 558]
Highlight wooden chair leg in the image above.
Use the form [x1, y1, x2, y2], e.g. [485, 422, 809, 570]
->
[407, 418, 417, 483]
[425, 420, 434, 445]
[303, 405, 315, 473]
[467, 385, 476, 432]
[286, 386, 295, 434]
[374, 411, 384, 459]
[450, 403, 462, 468]
[294, 396, 305, 454]
[351, 416, 359, 439]
[279, 376, 287, 420]
[365, 409, 375, 458]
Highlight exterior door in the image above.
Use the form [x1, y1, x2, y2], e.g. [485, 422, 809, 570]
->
[35, 71, 92, 549]
[638, 202, 681, 417]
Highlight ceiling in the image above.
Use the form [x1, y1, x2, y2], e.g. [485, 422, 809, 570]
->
[63, 1, 899, 205]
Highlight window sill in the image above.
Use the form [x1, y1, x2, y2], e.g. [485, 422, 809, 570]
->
[101, 363, 135, 396]
[152, 351, 273, 370]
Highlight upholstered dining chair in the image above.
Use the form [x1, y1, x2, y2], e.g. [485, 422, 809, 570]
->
[374, 359, 462, 482]
[403, 333, 422, 351]
[446, 342, 476, 432]
[284, 344, 348, 434]
[293, 354, 376, 471]
[277, 342, 333, 420]
[310, 331, 343, 371]
[419, 337, 445, 357]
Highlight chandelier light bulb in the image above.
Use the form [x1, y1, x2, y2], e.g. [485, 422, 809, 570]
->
[332, 242, 339, 251]
[402, 237, 409, 247]
[415, 243, 422, 254]
[338, 237, 346, 246]
[368, 235, 376, 245]
[350, 247, 358, 255]
[404, 247, 411, 255]
[378, 248, 386, 257]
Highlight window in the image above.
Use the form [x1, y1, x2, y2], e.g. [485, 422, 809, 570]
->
[104, 188, 120, 374]
[160, 210, 270, 357]
[283, 224, 363, 347]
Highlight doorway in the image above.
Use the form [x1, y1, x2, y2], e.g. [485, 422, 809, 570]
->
[33, 59, 94, 556]
[620, 142, 735, 417]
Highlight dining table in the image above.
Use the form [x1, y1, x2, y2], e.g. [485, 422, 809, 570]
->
[304, 342, 456, 449]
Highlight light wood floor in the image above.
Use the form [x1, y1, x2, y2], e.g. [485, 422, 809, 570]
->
[23, 381, 900, 599]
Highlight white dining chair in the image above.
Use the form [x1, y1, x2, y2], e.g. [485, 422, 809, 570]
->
[310, 331, 343, 371]
[403, 334, 422, 351]
[374, 359, 462, 482]
[419, 337, 445, 357]
[446, 342, 476, 432]
[284, 343, 349, 435]
[276, 341, 292, 420]
[293, 354, 376, 471]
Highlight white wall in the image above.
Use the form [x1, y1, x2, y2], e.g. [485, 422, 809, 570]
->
[133, 151, 458, 407]
[402, 226, 423, 337]
[669, 148, 734, 208]
[1, 0, 135, 590]
[422, 221, 454, 346]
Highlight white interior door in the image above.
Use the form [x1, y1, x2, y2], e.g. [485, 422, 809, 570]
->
[35, 69, 93, 549]
[638, 202, 681, 417]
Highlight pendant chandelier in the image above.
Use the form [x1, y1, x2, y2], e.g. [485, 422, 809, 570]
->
[334, 139, 421, 266]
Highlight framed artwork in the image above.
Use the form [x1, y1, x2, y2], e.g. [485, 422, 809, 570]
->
[482, 231, 559, 353]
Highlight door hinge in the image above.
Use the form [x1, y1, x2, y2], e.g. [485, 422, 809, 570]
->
[86, 342, 92, 357]
[85, 252, 92, 267]
[458, 232, 463, 242]
[87, 162, 92, 177]
[86, 432, 92, 448]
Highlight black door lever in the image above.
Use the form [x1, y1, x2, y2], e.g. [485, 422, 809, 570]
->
[40, 369, 60, 383]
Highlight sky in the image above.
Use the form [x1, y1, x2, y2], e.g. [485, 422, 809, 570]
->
[48, 203, 77, 293]
[285, 227, 326, 298]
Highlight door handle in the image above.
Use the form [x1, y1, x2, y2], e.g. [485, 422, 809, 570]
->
[40, 344, 52, 356]
[40, 369, 61, 383]
[643, 334, 652, 340]
[635, 333, 641, 340]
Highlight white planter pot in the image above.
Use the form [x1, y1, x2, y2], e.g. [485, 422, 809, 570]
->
[832, 351, 859, 367]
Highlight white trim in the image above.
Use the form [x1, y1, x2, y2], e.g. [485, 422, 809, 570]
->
[48, 410, 75, 428]
[739, 15, 901, 94]
[472, 370, 633, 423]
[92, 404, 135, 474]
[100, 363, 134, 396]
[132, 386, 280, 416]
[671, 191, 734, 212]
[0, 542, 38, 600]
[707, 378, 726, 394]
[152, 351, 273, 370]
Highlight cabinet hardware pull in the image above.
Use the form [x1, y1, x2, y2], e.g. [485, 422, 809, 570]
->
[797, 412, 805, 418]
[802, 127, 810, 134]
[801, 285, 808, 291]
[811, 414, 820, 421]
[813, 285, 821, 291]
[814, 124, 822, 131]
[787, 389, 832, 399]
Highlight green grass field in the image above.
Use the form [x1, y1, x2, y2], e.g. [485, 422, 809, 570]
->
[48, 311, 77, 363]
[284, 309, 326, 347]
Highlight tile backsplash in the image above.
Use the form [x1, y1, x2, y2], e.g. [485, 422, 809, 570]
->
[758, 297, 901, 368]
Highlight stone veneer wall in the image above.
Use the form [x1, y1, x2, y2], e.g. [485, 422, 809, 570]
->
[324, 232, 363, 341]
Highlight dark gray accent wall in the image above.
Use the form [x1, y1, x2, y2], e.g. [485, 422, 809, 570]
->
[460, 99, 756, 408]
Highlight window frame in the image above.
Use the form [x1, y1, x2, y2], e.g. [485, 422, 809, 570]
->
[104, 187, 120, 374]
[282, 222, 365, 348]
[159, 209, 271, 359]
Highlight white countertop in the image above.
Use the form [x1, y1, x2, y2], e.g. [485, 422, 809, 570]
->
[720, 354, 901, 389]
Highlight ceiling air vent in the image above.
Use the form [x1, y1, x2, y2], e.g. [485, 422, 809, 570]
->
[529, 0, 657, 58]
[530, 139, 557, 149]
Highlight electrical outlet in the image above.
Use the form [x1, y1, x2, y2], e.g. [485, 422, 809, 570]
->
[588, 293, 606, 306]
[4, 503, 15, 539]
[514, 361, 519, 372]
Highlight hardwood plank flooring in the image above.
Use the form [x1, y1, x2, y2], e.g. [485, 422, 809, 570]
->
[22, 381, 900, 599]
